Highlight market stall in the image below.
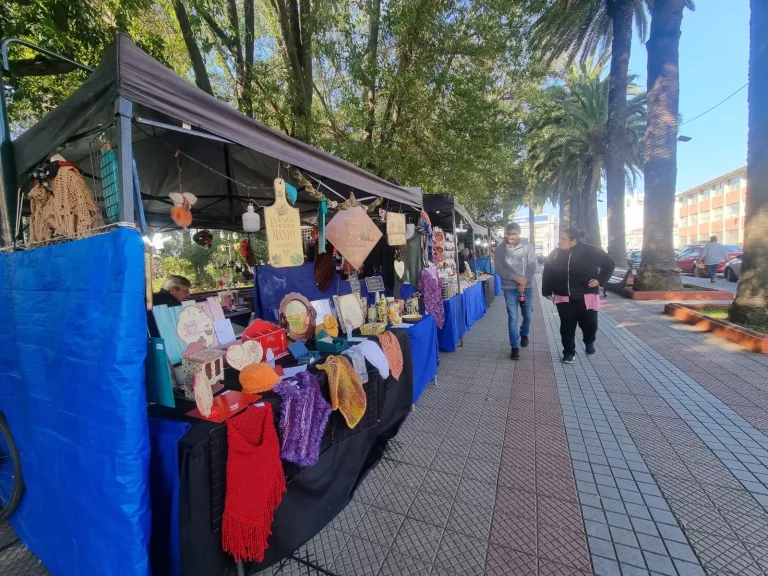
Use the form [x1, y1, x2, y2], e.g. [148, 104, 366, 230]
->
[0, 34, 441, 576]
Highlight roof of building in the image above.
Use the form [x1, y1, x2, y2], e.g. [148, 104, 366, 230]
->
[676, 166, 747, 197]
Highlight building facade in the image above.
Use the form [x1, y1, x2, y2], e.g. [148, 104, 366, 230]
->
[500, 214, 560, 256]
[600, 191, 645, 251]
[675, 166, 747, 247]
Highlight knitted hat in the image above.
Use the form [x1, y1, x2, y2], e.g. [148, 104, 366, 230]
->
[377, 331, 403, 380]
[317, 355, 367, 429]
[239, 363, 280, 394]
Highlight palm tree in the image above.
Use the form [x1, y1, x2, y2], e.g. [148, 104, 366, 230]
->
[528, 60, 646, 249]
[633, 0, 688, 291]
[729, 0, 768, 325]
[528, 0, 649, 262]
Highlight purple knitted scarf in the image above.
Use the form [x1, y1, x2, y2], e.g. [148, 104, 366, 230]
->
[273, 371, 332, 467]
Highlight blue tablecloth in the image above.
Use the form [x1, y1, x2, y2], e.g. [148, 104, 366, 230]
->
[470, 257, 493, 274]
[462, 282, 487, 331]
[494, 274, 502, 296]
[399, 315, 439, 403]
[436, 294, 463, 352]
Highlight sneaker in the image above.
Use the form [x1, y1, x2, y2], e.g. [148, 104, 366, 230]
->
[711, 277, 716, 283]
[585, 343, 595, 355]
[510, 348, 520, 360]
[562, 353, 575, 364]
[520, 335, 529, 347]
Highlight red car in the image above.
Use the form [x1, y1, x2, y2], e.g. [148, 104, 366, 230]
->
[675, 244, 742, 276]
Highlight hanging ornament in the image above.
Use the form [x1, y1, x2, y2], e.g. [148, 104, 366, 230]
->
[264, 178, 303, 267]
[318, 199, 327, 254]
[242, 202, 261, 232]
[285, 182, 298, 205]
[193, 230, 214, 248]
[170, 152, 197, 228]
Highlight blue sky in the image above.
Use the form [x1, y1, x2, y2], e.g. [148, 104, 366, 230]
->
[520, 1, 750, 220]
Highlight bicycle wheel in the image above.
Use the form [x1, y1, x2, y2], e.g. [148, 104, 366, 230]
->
[0, 413, 24, 523]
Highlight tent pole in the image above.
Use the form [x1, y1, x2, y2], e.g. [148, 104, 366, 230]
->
[0, 60, 15, 248]
[452, 209, 463, 347]
[223, 144, 235, 223]
[115, 98, 135, 223]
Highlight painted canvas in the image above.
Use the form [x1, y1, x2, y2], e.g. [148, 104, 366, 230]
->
[176, 305, 217, 348]
[325, 205, 382, 269]
[386, 212, 407, 246]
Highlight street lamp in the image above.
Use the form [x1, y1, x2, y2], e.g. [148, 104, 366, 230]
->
[677, 135, 692, 142]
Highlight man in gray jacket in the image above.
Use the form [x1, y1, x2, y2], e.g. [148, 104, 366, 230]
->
[700, 235, 727, 283]
[494, 222, 537, 360]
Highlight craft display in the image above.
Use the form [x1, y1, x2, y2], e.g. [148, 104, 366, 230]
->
[394, 259, 405, 279]
[29, 160, 105, 244]
[193, 371, 214, 418]
[239, 363, 280, 394]
[376, 296, 388, 324]
[360, 322, 387, 336]
[406, 294, 421, 316]
[273, 372, 332, 467]
[310, 299, 336, 322]
[241, 319, 288, 358]
[325, 205, 382, 269]
[313, 249, 334, 291]
[169, 192, 197, 229]
[225, 340, 264, 370]
[176, 305, 218, 347]
[356, 340, 390, 379]
[386, 212, 407, 246]
[314, 314, 339, 338]
[336, 293, 365, 330]
[316, 355, 367, 429]
[377, 331, 404, 380]
[193, 230, 213, 248]
[278, 293, 316, 342]
[222, 404, 286, 563]
[177, 343, 226, 401]
[265, 178, 304, 268]
[388, 303, 403, 326]
[367, 305, 378, 323]
[315, 330, 350, 354]
[419, 266, 446, 328]
[287, 340, 320, 365]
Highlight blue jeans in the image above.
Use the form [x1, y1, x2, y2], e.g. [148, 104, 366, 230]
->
[503, 287, 533, 348]
[705, 264, 718, 279]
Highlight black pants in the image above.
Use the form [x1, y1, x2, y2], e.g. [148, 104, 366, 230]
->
[557, 298, 598, 355]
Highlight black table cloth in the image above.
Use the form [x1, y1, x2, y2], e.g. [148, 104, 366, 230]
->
[149, 329, 414, 576]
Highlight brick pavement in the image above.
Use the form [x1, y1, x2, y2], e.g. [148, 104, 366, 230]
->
[8, 281, 768, 575]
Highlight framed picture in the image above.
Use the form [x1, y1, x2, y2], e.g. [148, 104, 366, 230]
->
[336, 293, 365, 331]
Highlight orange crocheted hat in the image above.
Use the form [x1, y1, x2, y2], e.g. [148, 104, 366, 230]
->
[239, 363, 280, 394]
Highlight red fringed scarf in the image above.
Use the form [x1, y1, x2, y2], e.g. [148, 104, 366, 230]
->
[222, 403, 286, 563]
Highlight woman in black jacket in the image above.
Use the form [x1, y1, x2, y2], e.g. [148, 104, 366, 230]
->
[541, 227, 616, 363]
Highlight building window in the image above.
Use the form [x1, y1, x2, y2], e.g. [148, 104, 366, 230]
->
[711, 207, 723, 221]
[700, 212, 710, 224]
[690, 214, 698, 226]
[729, 177, 742, 192]
[688, 195, 697, 206]
[724, 230, 739, 244]
[726, 203, 740, 218]
[679, 236, 687, 246]
[699, 189, 710, 202]
[680, 216, 688, 227]
[711, 186, 723, 198]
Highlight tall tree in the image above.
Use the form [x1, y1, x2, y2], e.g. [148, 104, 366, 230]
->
[633, 0, 687, 291]
[729, 0, 768, 325]
[528, 60, 646, 248]
[527, 0, 650, 261]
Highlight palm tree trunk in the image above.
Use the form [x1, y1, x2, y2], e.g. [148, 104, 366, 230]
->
[605, 0, 633, 262]
[633, 0, 685, 291]
[585, 186, 601, 248]
[559, 197, 567, 235]
[730, 0, 768, 325]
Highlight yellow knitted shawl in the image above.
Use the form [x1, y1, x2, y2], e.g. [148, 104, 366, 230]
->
[317, 355, 367, 429]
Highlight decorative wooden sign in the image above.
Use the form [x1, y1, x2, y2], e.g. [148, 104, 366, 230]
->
[265, 178, 304, 267]
[364, 275, 386, 293]
[325, 205, 382, 269]
[386, 212, 407, 246]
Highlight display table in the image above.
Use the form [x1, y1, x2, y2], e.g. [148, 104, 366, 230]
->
[398, 315, 438, 403]
[494, 274, 502, 296]
[482, 276, 495, 307]
[149, 330, 414, 576]
[436, 294, 463, 352]
[462, 282, 487, 331]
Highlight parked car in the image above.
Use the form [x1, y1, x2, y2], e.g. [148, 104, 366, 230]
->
[675, 244, 743, 277]
[627, 250, 642, 269]
[724, 257, 742, 282]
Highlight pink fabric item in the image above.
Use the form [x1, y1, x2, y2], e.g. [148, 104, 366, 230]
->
[553, 294, 601, 311]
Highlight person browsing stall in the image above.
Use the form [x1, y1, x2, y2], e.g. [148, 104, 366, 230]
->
[494, 222, 537, 361]
[153, 275, 192, 307]
[541, 227, 615, 364]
